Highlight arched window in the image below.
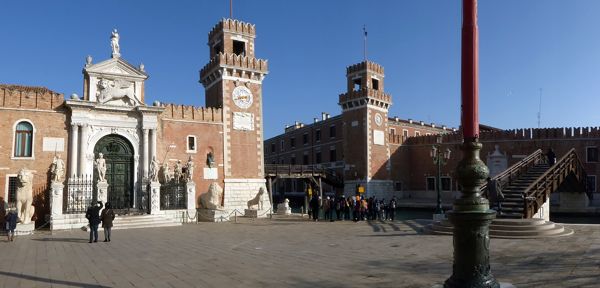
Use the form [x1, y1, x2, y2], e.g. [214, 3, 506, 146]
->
[14, 121, 33, 157]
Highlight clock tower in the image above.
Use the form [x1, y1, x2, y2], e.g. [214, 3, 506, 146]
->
[200, 18, 269, 211]
[339, 61, 393, 198]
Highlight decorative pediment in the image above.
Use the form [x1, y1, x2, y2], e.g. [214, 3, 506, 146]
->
[84, 58, 147, 80]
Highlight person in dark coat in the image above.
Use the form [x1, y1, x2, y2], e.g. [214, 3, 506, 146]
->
[85, 201, 103, 243]
[546, 148, 556, 166]
[486, 178, 504, 213]
[309, 195, 320, 221]
[101, 202, 115, 242]
[5, 207, 18, 242]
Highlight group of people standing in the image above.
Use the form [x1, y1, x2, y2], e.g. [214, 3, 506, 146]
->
[309, 195, 398, 222]
[85, 201, 115, 243]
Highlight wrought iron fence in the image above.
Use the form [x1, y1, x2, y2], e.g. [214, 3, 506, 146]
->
[66, 175, 94, 213]
[160, 182, 186, 210]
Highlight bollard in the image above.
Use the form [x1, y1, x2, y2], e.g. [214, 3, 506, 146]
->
[235, 211, 237, 223]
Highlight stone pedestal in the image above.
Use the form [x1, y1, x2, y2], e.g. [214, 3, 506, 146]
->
[50, 182, 64, 217]
[15, 223, 35, 236]
[97, 181, 109, 205]
[149, 181, 161, 215]
[244, 209, 269, 218]
[186, 181, 196, 215]
[198, 209, 230, 222]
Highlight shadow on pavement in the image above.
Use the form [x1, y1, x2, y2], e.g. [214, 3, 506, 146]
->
[31, 237, 89, 243]
[0, 271, 110, 288]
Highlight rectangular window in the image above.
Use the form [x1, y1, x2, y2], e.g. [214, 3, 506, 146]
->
[233, 40, 246, 56]
[426, 177, 436, 191]
[303, 133, 308, 145]
[395, 181, 402, 191]
[353, 78, 362, 91]
[441, 177, 452, 191]
[8, 176, 18, 203]
[587, 175, 597, 193]
[186, 136, 197, 153]
[587, 147, 598, 163]
[315, 129, 321, 142]
[280, 140, 285, 151]
[212, 42, 223, 55]
[14, 128, 33, 157]
[371, 78, 379, 90]
[329, 125, 336, 138]
[390, 128, 396, 135]
[271, 143, 276, 153]
[303, 153, 309, 165]
[316, 152, 322, 163]
[329, 148, 336, 162]
[415, 131, 421, 137]
[291, 156, 296, 165]
[290, 137, 296, 148]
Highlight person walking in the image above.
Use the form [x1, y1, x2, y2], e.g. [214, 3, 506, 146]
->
[486, 178, 504, 213]
[546, 148, 556, 166]
[101, 202, 115, 242]
[323, 196, 331, 221]
[85, 201, 103, 243]
[5, 206, 18, 242]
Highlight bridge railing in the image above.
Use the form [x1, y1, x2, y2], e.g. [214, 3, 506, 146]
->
[480, 149, 544, 193]
[523, 148, 587, 218]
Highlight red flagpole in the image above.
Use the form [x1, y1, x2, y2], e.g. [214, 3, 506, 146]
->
[461, 0, 479, 140]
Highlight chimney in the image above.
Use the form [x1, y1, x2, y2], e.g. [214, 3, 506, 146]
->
[322, 112, 328, 121]
[314, 118, 319, 123]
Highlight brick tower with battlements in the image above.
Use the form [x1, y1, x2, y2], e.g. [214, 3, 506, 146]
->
[339, 61, 394, 197]
[200, 19, 270, 213]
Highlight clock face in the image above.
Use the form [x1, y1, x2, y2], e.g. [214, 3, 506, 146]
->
[232, 86, 253, 109]
[375, 113, 383, 126]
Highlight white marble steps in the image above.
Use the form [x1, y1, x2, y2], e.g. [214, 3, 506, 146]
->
[111, 214, 182, 230]
[424, 218, 574, 239]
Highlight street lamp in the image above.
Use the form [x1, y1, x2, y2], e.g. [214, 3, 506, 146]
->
[430, 135, 451, 217]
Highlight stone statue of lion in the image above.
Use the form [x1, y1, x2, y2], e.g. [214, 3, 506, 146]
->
[247, 187, 267, 210]
[16, 168, 35, 224]
[199, 182, 224, 210]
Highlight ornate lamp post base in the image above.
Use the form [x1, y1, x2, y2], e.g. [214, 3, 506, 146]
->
[444, 140, 499, 288]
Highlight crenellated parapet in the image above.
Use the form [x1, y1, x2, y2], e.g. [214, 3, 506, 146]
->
[346, 61, 384, 76]
[160, 103, 223, 123]
[403, 126, 600, 145]
[339, 88, 392, 110]
[0, 84, 64, 110]
[200, 52, 268, 88]
[208, 18, 256, 41]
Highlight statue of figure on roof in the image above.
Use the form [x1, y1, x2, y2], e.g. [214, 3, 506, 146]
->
[111, 29, 120, 58]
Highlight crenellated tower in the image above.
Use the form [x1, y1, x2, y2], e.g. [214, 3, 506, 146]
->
[199, 18, 269, 212]
[339, 61, 393, 197]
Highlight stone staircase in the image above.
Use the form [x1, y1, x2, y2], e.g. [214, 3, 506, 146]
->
[111, 214, 182, 230]
[499, 163, 550, 218]
[425, 218, 573, 239]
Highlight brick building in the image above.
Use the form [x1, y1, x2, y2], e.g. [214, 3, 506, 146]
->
[264, 61, 599, 205]
[0, 18, 271, 229]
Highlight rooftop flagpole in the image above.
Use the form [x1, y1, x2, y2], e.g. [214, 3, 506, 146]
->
[363, 25, 368, 61]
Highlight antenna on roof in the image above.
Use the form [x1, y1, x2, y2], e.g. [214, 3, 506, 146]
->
[363, 25, 368, 61]
[537, 88, 542, 128]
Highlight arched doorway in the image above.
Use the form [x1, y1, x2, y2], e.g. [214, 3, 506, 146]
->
[94, 135, 134, 210]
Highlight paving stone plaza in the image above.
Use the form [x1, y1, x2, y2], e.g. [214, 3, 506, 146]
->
[1, 217, 599, 288]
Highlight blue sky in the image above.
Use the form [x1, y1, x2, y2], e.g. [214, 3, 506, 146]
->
[1, 1, 599, 138]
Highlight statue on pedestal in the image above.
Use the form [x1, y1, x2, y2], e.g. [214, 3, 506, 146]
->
[50, 154, 65, 183]
[160, 163, 171, 184]
[199, 182, 224, 210]
[186, 156, 195, 182]
[174, 160, 183, 184]
[247, 187, 266, 210]
[95, 153, 107, 182]
[206, 152, 215, 168]
[16, 168, 35, 224]
[111, 29, 120, 57]
[149, 156, 160, 182]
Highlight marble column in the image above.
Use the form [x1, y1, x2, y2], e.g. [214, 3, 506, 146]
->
[78, 124, 88, 176]
[69, 124, 79, 177]
[143, 128, 149, 179]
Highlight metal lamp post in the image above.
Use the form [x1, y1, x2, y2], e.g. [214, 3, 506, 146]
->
[444, 0, 499, 287]
[431, 135, 451, 216]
